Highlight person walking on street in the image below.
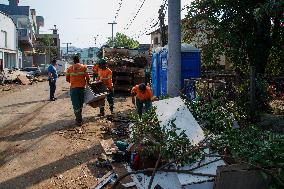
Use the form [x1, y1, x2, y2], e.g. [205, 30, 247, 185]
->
[66, 55, 90, 126]
[131, 83, 155, 117]
[97, 58, 114, 116]
[48, 59, 58, 101]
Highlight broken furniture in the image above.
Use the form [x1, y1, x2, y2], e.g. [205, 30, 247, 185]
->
[84, 81, 109, 108]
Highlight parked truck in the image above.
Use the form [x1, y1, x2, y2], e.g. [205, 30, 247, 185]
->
[103, 47, 151, 92]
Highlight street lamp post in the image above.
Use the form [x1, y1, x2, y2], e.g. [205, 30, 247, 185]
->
[108, 22, 117, 47]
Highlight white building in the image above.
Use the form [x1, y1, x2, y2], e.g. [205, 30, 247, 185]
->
[0, 11, 19, 70]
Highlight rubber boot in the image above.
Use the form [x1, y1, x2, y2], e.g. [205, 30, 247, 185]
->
[98, 107, 105, 116]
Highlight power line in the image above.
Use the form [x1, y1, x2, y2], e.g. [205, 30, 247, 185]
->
[114, 0, 123, 22]
[135, 0, 168, 39]
[124, 0, 147, 30]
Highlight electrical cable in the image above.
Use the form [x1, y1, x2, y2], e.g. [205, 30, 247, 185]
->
[124, 0, 147, 30]
[114, 0, 123, 22]
[135, 0, 168, 39]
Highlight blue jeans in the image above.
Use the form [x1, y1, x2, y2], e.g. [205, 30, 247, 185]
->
[49, 79, 56, 99]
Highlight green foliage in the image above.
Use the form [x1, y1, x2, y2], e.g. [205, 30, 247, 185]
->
[130, 108, 195, 165]
[266, 46, 284, 77]
[188, 97, 235, 133]
[184, 0, 284, 75]
[36, 35, 58, 59]
[213, 126, 284, 167]
[106, 33, 139, 49]
[212, 126, 284, 188]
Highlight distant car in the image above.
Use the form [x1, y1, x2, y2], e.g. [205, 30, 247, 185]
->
[86, 65, 94, 77]
[21, 67, 42, 77]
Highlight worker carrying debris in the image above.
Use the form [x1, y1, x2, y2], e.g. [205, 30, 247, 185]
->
[131, 83, 156, 117]
[66, 55, 90, 126]
[97, 58, 114, 116]
[92, 61, 99, 81]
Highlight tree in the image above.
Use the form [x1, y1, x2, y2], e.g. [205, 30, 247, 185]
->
[106, 33, 140, 49]
[183, 0, 284, 76]
[35, 35, 58, 59]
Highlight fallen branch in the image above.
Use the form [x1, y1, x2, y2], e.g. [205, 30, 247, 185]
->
[112, 136, 213, 188]
[148, 154, 162, 189]
[111, 168, 216, 188]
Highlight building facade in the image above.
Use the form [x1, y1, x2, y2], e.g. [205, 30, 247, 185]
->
[0, 11, 19, 70]
[80, 47, 100, 65]
[34, 31, 60, 67]
[0, 0, 42, 67]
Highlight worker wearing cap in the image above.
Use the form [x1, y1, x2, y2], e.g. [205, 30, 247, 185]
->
[92, 61, 99, 81]
[66, 55, 90, 126]
[97, 58, 114, 116]
[131, 83, 155, 117]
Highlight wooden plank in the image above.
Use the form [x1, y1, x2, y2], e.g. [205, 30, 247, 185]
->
[17, 75, 30, 85]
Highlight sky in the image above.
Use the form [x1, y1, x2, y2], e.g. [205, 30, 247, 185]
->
[0, 0, 192, 48]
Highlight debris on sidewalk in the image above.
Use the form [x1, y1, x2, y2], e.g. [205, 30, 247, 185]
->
[17, 74, 31, 85]
[119, 97, 225, 189]
[100, 139, 118, 155]
[90, 171, 117, 189]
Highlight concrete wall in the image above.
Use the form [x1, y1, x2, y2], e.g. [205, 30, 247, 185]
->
[0, 11, 18, 69]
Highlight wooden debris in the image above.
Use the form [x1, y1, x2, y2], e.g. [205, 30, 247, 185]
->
[100, 139, 118, 155]
[17, 75, 30, 85]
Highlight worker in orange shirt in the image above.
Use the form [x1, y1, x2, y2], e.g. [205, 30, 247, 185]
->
[131, 83, 155, 117]
[92, 61, 99, 81]
[66, 55, 90, 126]
[97, 58, 114, 116]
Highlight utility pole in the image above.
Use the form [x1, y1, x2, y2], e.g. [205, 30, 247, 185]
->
[168, 0, 181, 96]
[159, 4, 166, 47]
[108, 22, 117, 47]
[62, 42, 72, 55]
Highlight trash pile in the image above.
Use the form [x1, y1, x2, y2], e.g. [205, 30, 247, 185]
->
[0, 68, 46, 86]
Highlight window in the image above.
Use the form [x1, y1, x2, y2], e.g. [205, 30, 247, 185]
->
[0, 30, 7, 48]
[154, 37, 159, 45]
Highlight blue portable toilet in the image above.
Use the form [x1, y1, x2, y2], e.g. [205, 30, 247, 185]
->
[160, 49, 168, 96]
[181, 44, 201, 88]
[153, 44, 200, 97]
[151, 49, 162, 97]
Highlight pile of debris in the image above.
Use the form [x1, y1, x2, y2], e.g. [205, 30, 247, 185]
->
[0, 68, 46, 86]
[103, 47, 149, 91]
[94, 97, 273, 189]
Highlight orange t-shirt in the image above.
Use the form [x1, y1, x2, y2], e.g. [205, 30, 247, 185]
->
[66, 63, 90, 88]
[131, 85, 153, 101]
[92, 65, 99, 74]
[97, 68, 113, 90]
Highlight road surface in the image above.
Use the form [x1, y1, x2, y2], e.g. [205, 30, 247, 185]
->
[0, 77, 134, 189]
